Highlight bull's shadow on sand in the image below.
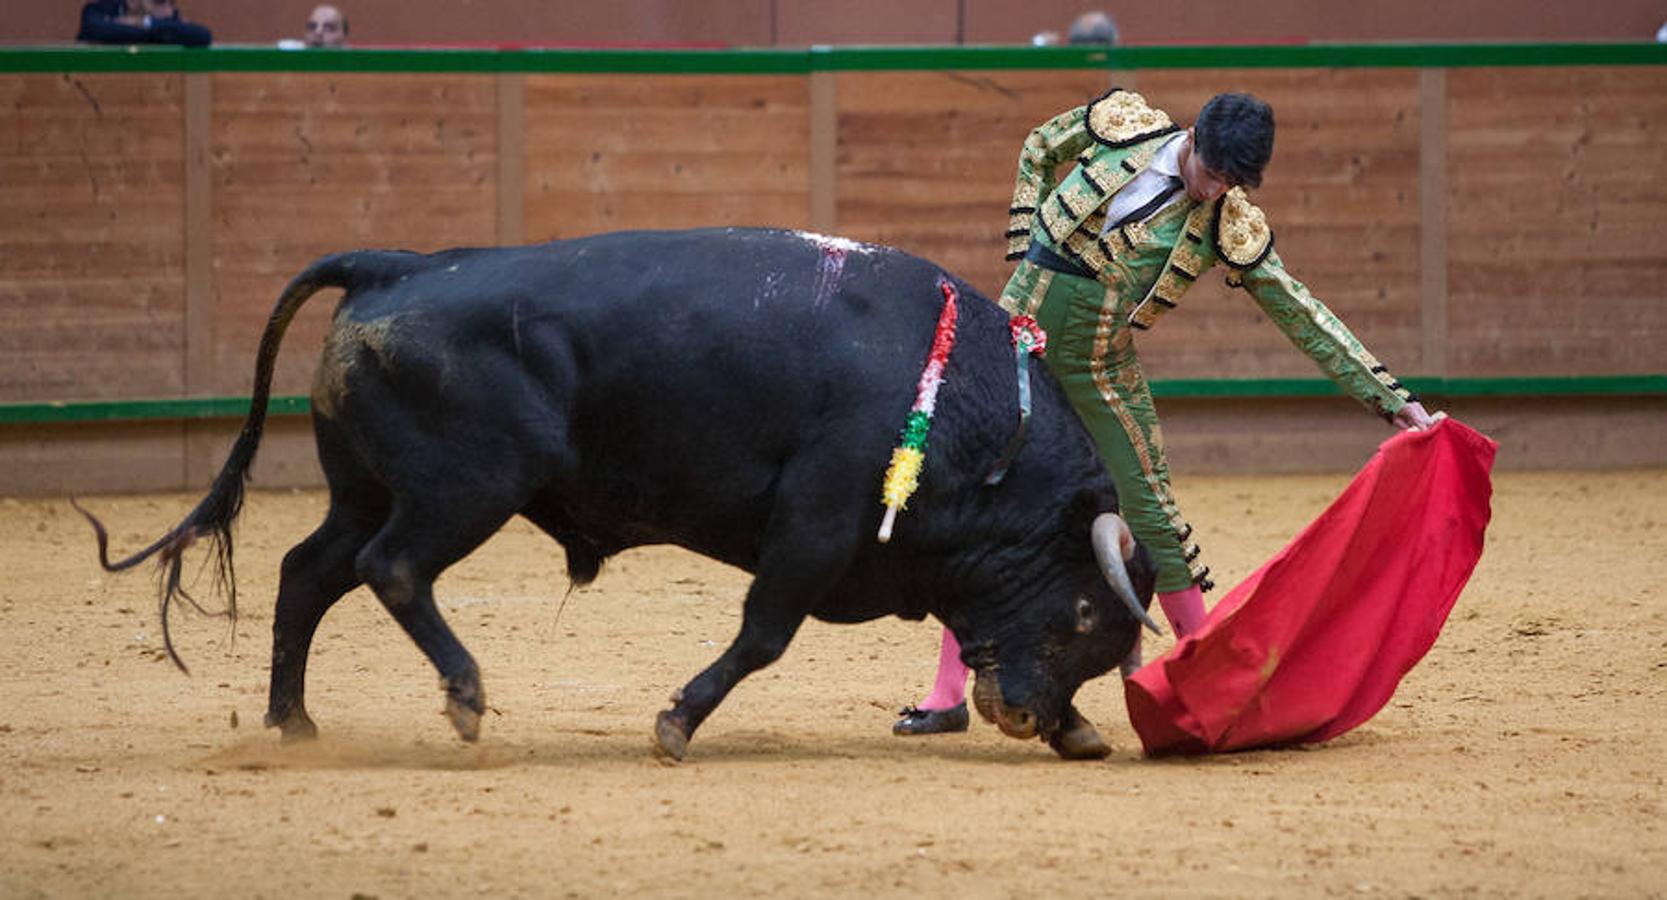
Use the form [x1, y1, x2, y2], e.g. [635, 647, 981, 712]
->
[198, 730, 1133, 773]
[196, 721, 1394, 773]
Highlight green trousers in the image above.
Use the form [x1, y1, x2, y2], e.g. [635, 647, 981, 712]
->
[1000, 260, 1211, 593]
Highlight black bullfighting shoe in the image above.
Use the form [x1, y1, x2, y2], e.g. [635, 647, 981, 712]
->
[892, 702, 970, 736]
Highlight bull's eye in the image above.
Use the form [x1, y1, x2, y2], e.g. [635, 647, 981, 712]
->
[1074, 596, 1097, 634]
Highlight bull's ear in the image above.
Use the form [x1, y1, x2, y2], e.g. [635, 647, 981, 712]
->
[1074, 595, 1098, 633]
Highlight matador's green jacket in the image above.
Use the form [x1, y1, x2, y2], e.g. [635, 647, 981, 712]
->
[1002, 88, 1417, 420]
[998, 89, 1418, 592]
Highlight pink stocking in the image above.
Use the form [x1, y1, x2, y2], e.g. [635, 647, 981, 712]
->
[1157, 585, 1207, 639]
[918, 627, 970, 710]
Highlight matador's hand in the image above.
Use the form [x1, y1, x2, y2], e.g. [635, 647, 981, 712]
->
[1393, 401, 1438, 431]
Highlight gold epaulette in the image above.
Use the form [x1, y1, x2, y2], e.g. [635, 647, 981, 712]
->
[1084, 89, 1181, 149]
[1214, 188, 1274, 269]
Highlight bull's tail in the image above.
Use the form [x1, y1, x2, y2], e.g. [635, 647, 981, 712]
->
[75, 250, 421, 673]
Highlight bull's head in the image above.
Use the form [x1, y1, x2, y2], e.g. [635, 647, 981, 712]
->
[960, 513, 1158, 759]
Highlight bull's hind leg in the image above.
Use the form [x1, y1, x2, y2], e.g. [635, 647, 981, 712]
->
[354, 498, 517, 742]
[267, 421, 390, 741]
[264, 496, 385, 740]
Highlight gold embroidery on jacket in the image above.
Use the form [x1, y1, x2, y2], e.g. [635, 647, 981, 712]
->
[1086, 90, 1175, 146]
[1217, 187, 1272, 268]
[1172, 245, 1205, 278]
[1012, 182, 1040, 211]
[1126, 203, 1217, 329]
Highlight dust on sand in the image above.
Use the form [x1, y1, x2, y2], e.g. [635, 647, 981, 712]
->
[1, 470, 1663, 897]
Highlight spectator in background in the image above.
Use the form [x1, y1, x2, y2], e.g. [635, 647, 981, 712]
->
[76, 0, 212, 47]
[304, 4, 349, 48]
[1033, 10, 1119, 49]
[1066, 10, 1119, 45]
[279, 4, 348, 50]
[1656, 19, 1667, 42]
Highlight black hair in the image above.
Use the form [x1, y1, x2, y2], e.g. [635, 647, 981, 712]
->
[1193, 92, 1275, 189]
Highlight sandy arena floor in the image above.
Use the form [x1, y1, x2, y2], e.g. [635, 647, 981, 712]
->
[1, 466, 1664, 898]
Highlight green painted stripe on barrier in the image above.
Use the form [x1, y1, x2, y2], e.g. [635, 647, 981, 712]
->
[1418, 375, 1667, 397]
[1150, 375, 1667, 399]
[1151, 378, 1341, 399]
[3, 376, 1662, 425]
[0, 395, 311, 424]
[816, 42, 1667, 71]
[4, 42, 1664, 75]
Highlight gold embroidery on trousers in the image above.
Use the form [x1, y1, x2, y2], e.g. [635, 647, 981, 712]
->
[1090, 304, 1158, 483]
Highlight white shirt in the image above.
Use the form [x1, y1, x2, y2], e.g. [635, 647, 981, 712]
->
[1101, 132, 1188, 234]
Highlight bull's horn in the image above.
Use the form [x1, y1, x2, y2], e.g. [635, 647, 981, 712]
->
[1092, 513, 1162, 635]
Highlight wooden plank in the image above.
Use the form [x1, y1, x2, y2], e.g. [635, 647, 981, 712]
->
[775, 0, 962, 44]
[1161, 395, 1667, 475]
[0, 74, 187, 403]
[0, 418, 325, 497]
[809, 70, 837, 232]
[1446, 66, 1667, 377]
[1419, 68, 1449, 378]
[209, 72, 499, 397]
[184, 72, 218, 486]
[496, 73, 525, 246]
[523, 74, 812, 241]
[0, 421, 186, 496]
[175, 418, 324, 492]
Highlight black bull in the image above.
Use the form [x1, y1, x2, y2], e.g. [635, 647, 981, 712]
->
[81, 228, 1160, 760]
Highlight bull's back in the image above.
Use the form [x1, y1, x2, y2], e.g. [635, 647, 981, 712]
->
[318, 229, 993, 563]
[535, 229, 978, 557]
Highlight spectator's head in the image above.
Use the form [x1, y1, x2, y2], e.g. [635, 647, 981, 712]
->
[1066, 11, 1119, 46]
[304, 4, 348, 48]
[1183, 92, 1276, 200]
[142, 0, 178, 19]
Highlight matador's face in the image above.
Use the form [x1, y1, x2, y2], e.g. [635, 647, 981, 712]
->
[1179, 128, 1237, 204]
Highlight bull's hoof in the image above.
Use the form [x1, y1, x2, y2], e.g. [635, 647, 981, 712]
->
[267, 711, 319, 744]
[652, 710, 689, 762]
[1048, 712, 1112, 760]
[441, 671, 485, 743]
[445, 695, 482, 742]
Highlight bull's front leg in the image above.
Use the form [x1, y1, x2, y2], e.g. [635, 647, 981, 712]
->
[653, 566, 822, 761]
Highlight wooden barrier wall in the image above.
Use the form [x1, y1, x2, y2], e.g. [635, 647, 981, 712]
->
[2, 49, 1665, 494]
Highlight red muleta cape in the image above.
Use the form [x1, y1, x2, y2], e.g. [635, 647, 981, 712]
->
[1124, 417, 1497, 755]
